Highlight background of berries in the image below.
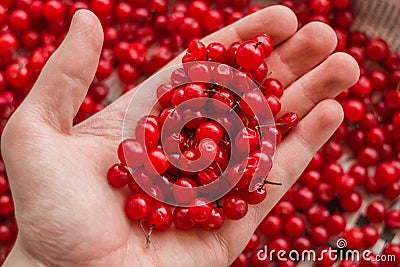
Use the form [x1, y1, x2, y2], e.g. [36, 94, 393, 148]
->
[0, 0, 399, 266]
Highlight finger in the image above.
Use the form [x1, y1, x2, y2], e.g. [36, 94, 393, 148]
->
[278, 52, 360, 118]
[218, 99, 344, 263]
[23, 10, 103, 133]
[266, 22, 338, 87]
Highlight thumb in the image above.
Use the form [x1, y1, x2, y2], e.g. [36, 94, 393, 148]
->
[21, 9, 104, 133]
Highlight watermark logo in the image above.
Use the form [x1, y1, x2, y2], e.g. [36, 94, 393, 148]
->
[257, 238, 397, 263]
[336, 238, 347, 249]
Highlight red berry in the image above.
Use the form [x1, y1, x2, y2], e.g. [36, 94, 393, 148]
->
[334, 174, 355, 196]
[386, 210, 400, 230]
[189, 198, 212, 222]
[117, 139, 145, 168]
[309, 225, 329, 246]
[236, 41, 264, 70]
[206, 42, 227, 63]
[272, 201, 295, 220]
[374, 162, 399, 189]
[0, 195, 13, 216]
[326, 213, 346, 235]
[343, 99, 366, 122]
[196, 121, 224, 144]
[199, 207, 225, 231]
[366, 201, 387, 223]
[222, 195, 248, 220]
[145, 149, 169, 175]
[147, 203, 172, 231]
[342, 228, 364, 250]
[244, 183, 267, 204]
[307, 204, 330, 225]
[258, 215, 282, 239]
[125, 194, 151, 220]
[9, 9, 31, 33]
[361, 225, 379, 248]
[252, 34, 273, 57]
[107, 164, 131, 188]
[240, 90, 267, 116]
[43, 0, 65, 23]
[366, 38, 389, 62]
[340, 191, 362, 212]
[283, 215, 305, 238]
[262, 78, 284, 98]
[172, 178, 198, 204]
[310, 0, 332, 15]
[293, 187, 315, 211]
[276, 112, 299, 131]
[235, 127, 259, 153]
[173, 207, 196, 230]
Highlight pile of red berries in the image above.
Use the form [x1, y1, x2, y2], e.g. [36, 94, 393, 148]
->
[107, 35, 300, 235]
[231, 0, 400, 267]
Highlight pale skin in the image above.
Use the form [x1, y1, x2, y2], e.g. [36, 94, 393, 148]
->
[1, 6, 360, 267]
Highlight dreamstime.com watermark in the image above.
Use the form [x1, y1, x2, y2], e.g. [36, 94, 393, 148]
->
[257, 239, 397, 263]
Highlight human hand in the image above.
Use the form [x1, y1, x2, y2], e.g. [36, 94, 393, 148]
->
[1, 6, 359, 267]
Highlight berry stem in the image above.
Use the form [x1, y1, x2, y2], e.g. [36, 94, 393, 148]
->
[263, 180, 282, 186]
[139, 220, 153, 248]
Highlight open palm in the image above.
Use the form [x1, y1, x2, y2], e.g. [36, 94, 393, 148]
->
[1, 7, 359, 267]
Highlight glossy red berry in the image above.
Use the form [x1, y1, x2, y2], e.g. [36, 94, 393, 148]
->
[189, 198, 213, 222]
[196, 121, 224, 144]
[340, 192, 362, 212]
[43, 0, 65, 23]
[107, 164, 131, 188]
[366, 38, 389, 62]
[283, 215, 305, 238]
[173, 207, 196, 230]
[145, 149, 169, 174]
[252, 34, 273, 57]
[309, 225, 329, 246]
[310, 0, 332, 15]
[374, 162, 399, 189]
[236, 41, 264, 70]
[366, 201, 387, 223]
[361, 225, 379, 248]
[235, 127, 259, 153]
[117, 139, 145, 168]
[326, 213, 346, 235]
[147, 203, 173, 231]
[307, 204, 330, 226]
[342, 228, 364, 250]
[276, 112, 299, 131]
[222, 195, 248, 220]
[0, 195, 13, 216]
[334, 174, 355, 196]
[293, 187, 315, 211]
[172, 178, 198, 204]
[259, 215, 282, 239]
[125, 194, 151, 221]
[240, 90, 267, 116]
[386, 210, 400, 230]
[343, 99, 366, 122]
[199, 207, 225, 231]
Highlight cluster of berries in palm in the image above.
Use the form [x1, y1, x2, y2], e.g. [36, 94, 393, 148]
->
[106, 34, 299, 237]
